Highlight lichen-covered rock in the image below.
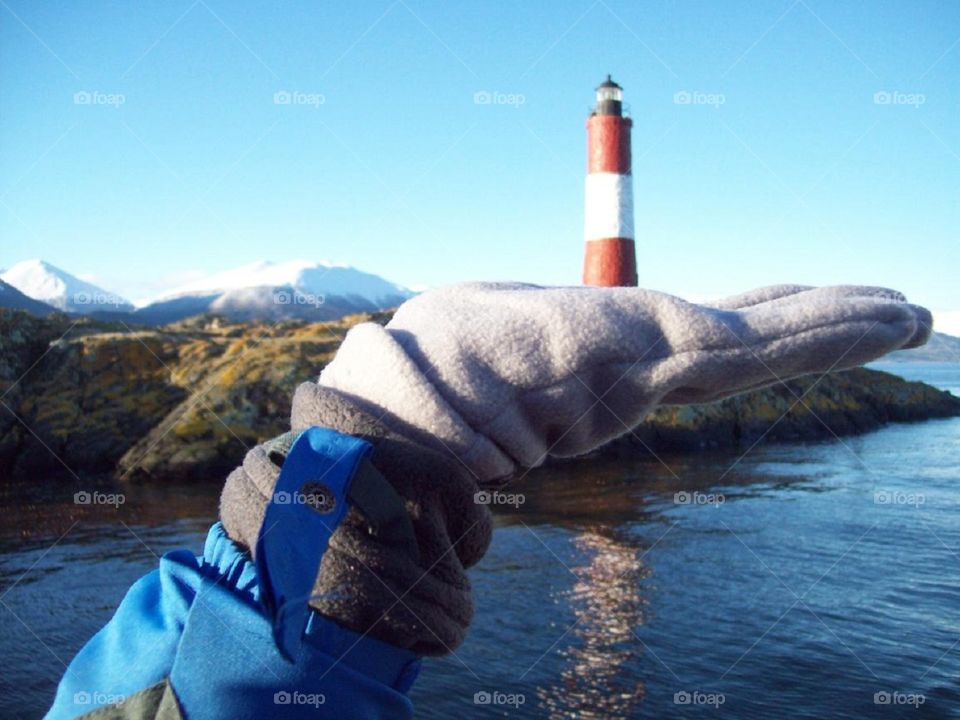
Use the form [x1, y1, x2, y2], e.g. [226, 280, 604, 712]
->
[0, 309, 389, 481]
[612, 367, 960, 456]
[0, 310, 76, 473]
[2, 319, 190, 478]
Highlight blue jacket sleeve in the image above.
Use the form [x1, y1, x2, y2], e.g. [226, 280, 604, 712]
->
[46, 523, 420, 720]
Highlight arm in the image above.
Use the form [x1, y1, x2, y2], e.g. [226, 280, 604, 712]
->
[47, 281, 931, 719]
[47, 423, 444, 719]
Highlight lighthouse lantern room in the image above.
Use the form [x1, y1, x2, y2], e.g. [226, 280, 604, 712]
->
[595, 75, 623, 114]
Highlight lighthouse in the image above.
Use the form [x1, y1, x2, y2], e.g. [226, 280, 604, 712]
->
[582, 75, 637, 287]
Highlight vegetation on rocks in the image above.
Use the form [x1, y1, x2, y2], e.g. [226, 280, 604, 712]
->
[0, 309, 388, 481]
[613, 367, 960, 457]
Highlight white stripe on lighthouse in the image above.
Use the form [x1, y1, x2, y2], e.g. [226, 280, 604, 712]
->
[584, 172, 634, 242]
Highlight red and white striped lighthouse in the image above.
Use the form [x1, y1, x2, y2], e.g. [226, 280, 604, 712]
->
[582, 75, 637, 287]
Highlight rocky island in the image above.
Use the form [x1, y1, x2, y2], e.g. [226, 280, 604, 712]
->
[1, 308, 958, 483]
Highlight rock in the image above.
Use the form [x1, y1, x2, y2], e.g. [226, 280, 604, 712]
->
[602, 367, 960, 458]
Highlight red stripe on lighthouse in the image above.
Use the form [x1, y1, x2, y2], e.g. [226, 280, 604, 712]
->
[587, 115, 632, 174]
[583, 238, 637, 287]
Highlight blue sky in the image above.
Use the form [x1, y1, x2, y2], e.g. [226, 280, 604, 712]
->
[1, 1, 957, 322]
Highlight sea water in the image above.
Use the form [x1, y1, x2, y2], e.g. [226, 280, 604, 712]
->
[1, 363, 957, 718]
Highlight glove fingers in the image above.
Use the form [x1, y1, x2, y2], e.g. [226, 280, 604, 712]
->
[708, 284, 907, 310]
[653, 293, 928, 405]
[708, 283, 812, 309]
[733, 287, 927, 351]
[496, 294, 927, 462]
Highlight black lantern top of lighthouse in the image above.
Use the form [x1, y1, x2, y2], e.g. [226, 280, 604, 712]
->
[594, 74, 624, 116]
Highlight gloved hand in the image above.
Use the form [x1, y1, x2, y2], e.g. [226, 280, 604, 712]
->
[220, 383, 493, 656]
[222, 282, 930, 655]
[319, 282, 930, 482]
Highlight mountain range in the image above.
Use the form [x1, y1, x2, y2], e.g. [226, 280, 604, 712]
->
[1, 259, 958, 363]
[887, 330, 960, 363]
[0, 259, 412, 325]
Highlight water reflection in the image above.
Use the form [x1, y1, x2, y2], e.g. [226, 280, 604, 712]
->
[539, 528, 650, 719]
[494, 458, 676, 718]
[495, 452, 822, 719]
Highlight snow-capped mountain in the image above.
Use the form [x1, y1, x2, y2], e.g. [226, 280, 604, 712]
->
[0, 278, 57, 316]
[135, 260, 412, 324]
[0, 258, 411, 324]
[1, 259, 133, 314]
[151, 260, 409, 305]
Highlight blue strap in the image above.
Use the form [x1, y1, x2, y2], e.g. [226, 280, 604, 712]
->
[254, 427, 373, 661]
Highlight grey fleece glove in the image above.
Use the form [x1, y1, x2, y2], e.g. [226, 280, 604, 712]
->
[319, 282, 931, 482]
[221, 281, 930, 656]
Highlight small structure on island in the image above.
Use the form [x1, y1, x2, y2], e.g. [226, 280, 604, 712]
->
[582, 75, 637, 287]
